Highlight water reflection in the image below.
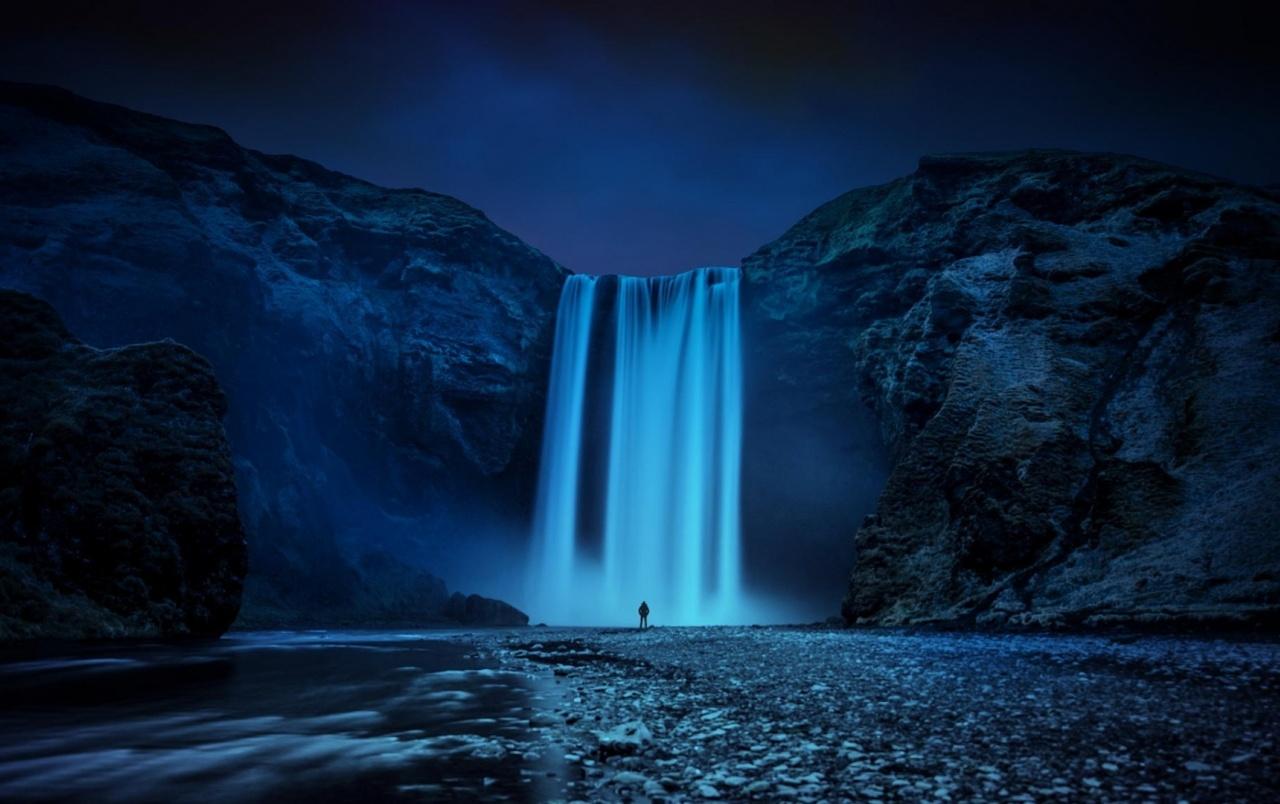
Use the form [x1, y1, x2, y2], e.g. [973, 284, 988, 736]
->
[0, 631, 563, 802]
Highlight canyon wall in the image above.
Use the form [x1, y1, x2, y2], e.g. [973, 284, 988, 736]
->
[0, 82, 563, 626]
[745, 150, 1280, 628]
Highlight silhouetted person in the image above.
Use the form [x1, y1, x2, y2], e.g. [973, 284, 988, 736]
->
[638, 600, 649, 630]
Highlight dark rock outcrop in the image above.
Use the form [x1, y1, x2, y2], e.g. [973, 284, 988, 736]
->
[443, 592, 529, 626]
[0, 82, 564, 624]
[744, 150, 1280, 628]
[234, 549, 528, 628]
[0, 290, 246, 639]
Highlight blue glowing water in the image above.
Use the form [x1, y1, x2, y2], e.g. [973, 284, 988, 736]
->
[530, 276, 597, 617]
[528, 267, 743, 625]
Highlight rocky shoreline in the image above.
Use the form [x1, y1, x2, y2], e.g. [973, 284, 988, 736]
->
[482, 626, 1280, 802]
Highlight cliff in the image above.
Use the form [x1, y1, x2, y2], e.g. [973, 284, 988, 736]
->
[0, 82, 563, 624]
[745, 150, 1280, 628]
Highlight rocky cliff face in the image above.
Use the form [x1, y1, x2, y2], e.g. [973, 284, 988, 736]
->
[0, 82, 564, 624]
[0, 290, 246, 638]
[745, 150, 1280, 628]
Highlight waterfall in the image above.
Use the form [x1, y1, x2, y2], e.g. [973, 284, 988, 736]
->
[527, 267, 743, 625]
[530, 277, 597, 612]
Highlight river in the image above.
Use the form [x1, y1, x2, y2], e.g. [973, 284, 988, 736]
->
[0, 630, 564, 802]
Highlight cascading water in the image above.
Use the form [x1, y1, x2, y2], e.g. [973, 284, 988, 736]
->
[530, 277, 597, 613]
[527, 267, 743, 625]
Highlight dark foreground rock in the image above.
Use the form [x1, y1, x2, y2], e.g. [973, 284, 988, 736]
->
[744, 150, 1280, 628]
[0, 290, 246, 639]
[0, 82, 565, 624]
[489, 626, 1280, 802]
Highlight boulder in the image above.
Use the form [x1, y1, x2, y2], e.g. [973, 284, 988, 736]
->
[596, 720, 654, 757]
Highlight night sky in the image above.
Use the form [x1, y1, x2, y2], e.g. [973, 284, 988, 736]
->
[3, 1, 1277, 276]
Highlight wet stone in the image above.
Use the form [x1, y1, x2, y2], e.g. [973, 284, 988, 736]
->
[480, 626, 1280, 801]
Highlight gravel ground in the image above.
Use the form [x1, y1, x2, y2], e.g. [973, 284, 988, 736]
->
[482, 626, 1280, 802]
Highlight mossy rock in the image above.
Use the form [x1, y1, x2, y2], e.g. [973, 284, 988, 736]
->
[0, 290, 247, 639]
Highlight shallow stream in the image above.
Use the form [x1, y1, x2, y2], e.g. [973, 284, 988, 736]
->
[0, 630, 563, 802]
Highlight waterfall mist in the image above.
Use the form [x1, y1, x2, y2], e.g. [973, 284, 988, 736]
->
[528, 268, 745, 625]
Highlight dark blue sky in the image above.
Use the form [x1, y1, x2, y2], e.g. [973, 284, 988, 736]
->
[3, 1, 1277, 276]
